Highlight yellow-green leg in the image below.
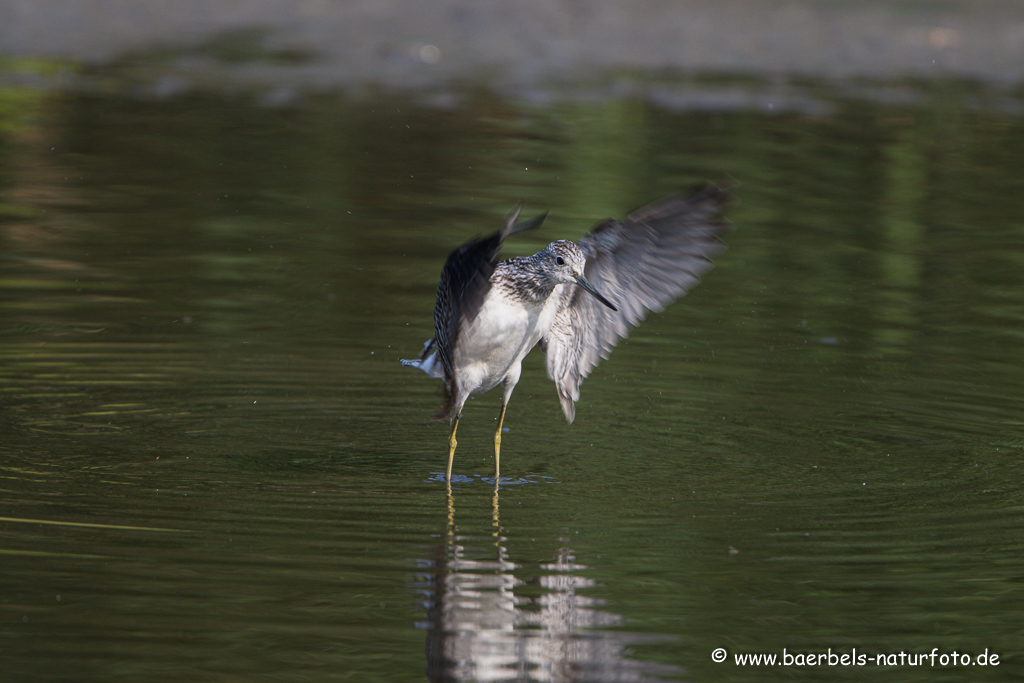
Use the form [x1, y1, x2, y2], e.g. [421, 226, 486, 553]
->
[493, 402, 508, 483]
[446, 413, 461, 485]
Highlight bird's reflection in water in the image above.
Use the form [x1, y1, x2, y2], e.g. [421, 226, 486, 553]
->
[420, 484, 680, 682]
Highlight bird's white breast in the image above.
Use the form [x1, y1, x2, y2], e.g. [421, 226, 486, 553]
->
[454, 284, 565, 395]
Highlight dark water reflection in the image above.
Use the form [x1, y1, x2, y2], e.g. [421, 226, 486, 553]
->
[2, 77, 1024, 681]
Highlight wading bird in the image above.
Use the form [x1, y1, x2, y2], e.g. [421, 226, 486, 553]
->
[402, 182, 732, 484]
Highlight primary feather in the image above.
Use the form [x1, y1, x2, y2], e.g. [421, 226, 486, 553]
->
[542, 182, 732, 422]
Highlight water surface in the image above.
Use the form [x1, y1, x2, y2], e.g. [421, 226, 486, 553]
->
[2, 79, 1024, 681]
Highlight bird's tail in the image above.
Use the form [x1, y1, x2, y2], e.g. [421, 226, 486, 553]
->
[401, 338, 445, 378]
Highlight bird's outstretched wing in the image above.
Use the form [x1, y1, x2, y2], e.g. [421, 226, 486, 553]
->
[542, 181, 733, 423]
[429, 207, 546, 417]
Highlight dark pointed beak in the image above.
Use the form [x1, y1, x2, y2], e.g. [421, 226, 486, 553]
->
[575, 275, 618, 311]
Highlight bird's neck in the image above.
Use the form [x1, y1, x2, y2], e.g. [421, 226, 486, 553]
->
[493, 257, 557, 306]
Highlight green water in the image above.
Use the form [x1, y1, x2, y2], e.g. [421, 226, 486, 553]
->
[2, 81, 1024, 681]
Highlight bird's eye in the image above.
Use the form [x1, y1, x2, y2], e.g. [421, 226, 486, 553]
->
[555, 256, 565, 266]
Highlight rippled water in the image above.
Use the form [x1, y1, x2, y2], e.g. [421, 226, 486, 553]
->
[3, 79, 1024, 681]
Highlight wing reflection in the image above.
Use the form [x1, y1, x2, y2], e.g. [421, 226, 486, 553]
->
[420, 486, 680, 682]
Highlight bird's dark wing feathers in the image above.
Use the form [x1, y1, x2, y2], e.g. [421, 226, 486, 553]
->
[430, 206, 546, 418]
[543, 180, 733, 423]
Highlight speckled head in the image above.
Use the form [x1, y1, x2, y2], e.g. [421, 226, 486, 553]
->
[540, 240, 617, 311]
[538, 240, 588, 283]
